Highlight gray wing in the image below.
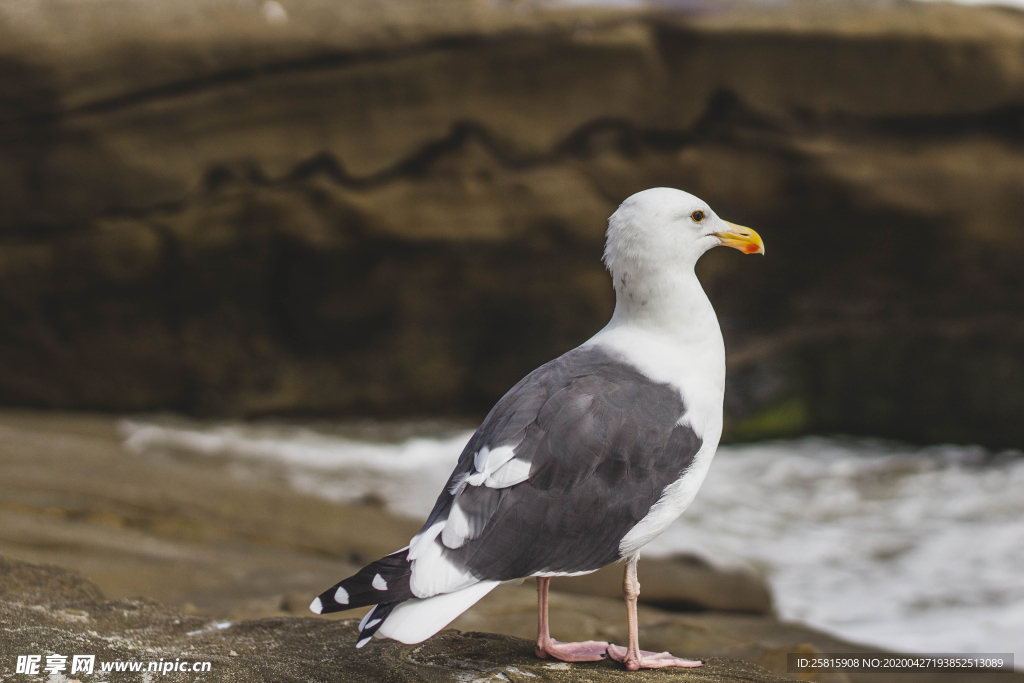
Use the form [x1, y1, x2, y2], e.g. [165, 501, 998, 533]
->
[412, 346, 702, 582]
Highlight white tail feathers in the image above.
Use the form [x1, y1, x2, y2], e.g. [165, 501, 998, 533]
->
[376, 580, 499, 644]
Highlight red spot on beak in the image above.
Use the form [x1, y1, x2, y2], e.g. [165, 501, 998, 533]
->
[744, 243, 759, 254]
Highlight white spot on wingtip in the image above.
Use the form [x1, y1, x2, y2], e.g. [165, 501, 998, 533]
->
[366, 618, 381, 629]
[356, 636, 371, 648]
[358, 606, 376, 631]
[309, 597, 323, 614]
[334, 586, 350, 604]
[372, 573, 388, 590]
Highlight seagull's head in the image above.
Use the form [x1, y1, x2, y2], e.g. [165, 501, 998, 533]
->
[603, 187, 763, 281]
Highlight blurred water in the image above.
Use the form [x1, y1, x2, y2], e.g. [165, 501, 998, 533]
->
[647, 438, 1024, 656]
[121, 420, 1024, 657]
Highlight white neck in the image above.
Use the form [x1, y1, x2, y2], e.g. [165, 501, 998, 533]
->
[586, 267, 726, 438]
[608, 268, 719, 341]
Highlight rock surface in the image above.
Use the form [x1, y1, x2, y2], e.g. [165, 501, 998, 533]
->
[0, 409, 409, 614]
[0, 555, 794, 683]
[3, 555, 1018, 683]
[0, 1, 1022, 446]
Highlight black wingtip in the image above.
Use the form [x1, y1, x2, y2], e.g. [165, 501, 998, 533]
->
[312, 576, 365, 614]
[312, 548, 414, 614]
[356, 602, 398, 647]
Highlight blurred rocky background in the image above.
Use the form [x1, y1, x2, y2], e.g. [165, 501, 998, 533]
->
[1, 0, 1023, 448]
[2, 2, 1024, 678]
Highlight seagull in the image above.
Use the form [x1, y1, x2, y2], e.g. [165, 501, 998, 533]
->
[310, 187, 764, 670]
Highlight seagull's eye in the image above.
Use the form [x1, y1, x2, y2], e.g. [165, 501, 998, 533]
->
[691, 210, 705, 222]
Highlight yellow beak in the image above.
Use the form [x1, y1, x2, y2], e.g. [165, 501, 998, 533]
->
[713, 221, 764, 255]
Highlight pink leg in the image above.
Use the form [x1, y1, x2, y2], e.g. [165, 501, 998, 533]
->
[606, 558, 703, 670]
[534, 577, 613, 662]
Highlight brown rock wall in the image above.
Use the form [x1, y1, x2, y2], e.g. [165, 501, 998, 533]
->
[1, 1, 1023, 445]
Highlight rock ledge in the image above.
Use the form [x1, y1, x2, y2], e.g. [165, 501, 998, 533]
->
[0, 555, 790, 682]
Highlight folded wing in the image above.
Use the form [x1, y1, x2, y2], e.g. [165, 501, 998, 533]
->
[409, 345, 703, 596]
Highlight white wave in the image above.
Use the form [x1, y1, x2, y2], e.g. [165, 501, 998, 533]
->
[647, 438, 1024, 657]
[121, 421, 1024, 658]
[118, 419, 470, 517]
[120, 420, 470, 473]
